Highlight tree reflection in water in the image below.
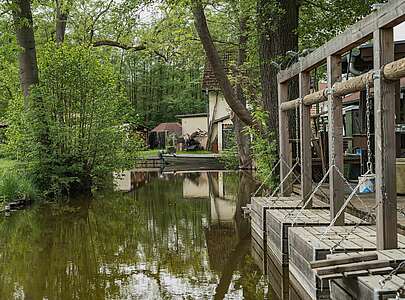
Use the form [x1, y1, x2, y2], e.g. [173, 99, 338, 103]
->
[0, 171, 268, 299]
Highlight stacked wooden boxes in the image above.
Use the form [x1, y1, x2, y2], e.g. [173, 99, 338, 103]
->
[266, 209, 363, 267]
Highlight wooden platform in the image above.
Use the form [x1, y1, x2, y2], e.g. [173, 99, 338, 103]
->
[251, 196, 329, 241]
[266, 209, 364, 266]
[289, 226, 405, 299]
[328, 249, 405, 300]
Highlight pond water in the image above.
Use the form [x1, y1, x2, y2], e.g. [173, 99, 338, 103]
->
[0, 170, 270, 299]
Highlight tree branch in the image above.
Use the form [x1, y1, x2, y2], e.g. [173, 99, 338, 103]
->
[92, 40, 146, 51]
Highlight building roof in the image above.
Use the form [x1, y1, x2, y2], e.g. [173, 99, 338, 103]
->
[176, 113, 208, 119]
[202, 52, 236, 91]
[151, 122, 182, 135]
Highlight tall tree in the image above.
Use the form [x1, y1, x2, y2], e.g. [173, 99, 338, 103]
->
[257, 0, 299, 141]
[234, 15, 252, 169]
[192, 0, 254, 127]
[12, 0, 39, 99]
[55, 0, 69, 44]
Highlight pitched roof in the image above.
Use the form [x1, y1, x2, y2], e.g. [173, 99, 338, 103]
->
[151, 122, 182, 135]
[202, 52, 236, 91]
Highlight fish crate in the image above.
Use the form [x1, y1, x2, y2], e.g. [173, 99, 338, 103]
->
[251, 196, 328, 241]
[266, 209, 364, 266]
[251, 196, 300, 241]
[288, 226, 405, 300]
[328, 249, 405, 300]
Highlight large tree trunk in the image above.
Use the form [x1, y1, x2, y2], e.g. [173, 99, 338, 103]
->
[12, 0, 39, 99]
[192, 0, 254, 127]
[55, 0, 68, 44]
[234, 16, 252, 169]
[257, 0, 299, 142]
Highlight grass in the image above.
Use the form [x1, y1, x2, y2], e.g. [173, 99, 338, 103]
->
[0, 159, 19, 171]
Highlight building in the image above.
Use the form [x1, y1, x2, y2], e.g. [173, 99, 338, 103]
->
[149, 122, 182, 149]
[202, 53, 235, 153]
[177, 113, 208, 150]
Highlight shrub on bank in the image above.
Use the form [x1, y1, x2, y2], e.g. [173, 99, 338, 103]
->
[5, 44, 143, 196]
[0, 171, 38, 203]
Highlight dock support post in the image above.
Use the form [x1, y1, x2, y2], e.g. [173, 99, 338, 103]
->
[374, 28, 398, 249]
[299, 72, 312, 205]
[327, 55, 344, 225]
[279, 82, 292, 196]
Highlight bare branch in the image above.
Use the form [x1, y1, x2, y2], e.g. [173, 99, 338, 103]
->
[92, 40, 146, 51]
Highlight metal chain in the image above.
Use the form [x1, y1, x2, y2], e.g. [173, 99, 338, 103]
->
[380, 261, 405, 288]
[328, 87, 336, 166]
[327, 202, 379, 253]
[295, 101, 300, 161]
[365, 80, 373, 173]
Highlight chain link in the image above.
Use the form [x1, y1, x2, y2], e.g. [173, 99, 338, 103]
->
[328, 87, 336, 166]
[365, 80, 373, 173]
[295, 101, 300, 161]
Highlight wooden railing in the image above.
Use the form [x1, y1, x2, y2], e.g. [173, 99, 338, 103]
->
[277, 0, 405, 250]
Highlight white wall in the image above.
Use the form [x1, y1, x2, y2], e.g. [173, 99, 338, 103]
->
[181, 116, 208, 136]
[208, 91, 231, 123]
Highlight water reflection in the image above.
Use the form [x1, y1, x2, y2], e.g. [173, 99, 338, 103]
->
[0, 171, 268, 299]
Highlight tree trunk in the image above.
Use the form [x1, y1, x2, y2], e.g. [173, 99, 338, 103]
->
[192, 0, 254, 127]
[234, 16, 252, 169]
[257, 0, 299, 142]
[12, 0, 39, 99]
[55, 0, 68, 44]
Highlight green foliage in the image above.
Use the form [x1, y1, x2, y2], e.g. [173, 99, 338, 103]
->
[299, 0, 385, 50]
[0, 171, 38, 202]
[6, 44, 143, 195]
[248, 108, 278, 189]
[121, 52, 206, 129]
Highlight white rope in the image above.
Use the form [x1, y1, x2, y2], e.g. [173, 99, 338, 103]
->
[270, 159, 300, 197]
[321, 169, 372, 236]
[252, 159, 281, 197]
[289, 164, 333, 224]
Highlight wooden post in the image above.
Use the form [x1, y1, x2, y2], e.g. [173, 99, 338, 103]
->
[327, 55, 344, 225]
[374, 28, 397, 250]
[279, 82, 292, 196]
[299, 72, 312, 205]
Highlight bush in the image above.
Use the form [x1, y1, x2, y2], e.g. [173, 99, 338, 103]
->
[248, 108, 278, 190]
[0, 171, 38, 202]
[6, 44, 143, 196]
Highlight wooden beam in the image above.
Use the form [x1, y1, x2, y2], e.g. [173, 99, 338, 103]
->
[310, 252, 378, 269]
[327, 55, 344, 225]
[299, 72, 312, 205]
[315, 260, 392, 276]
[280, 56, 405, 112]
[374, 28, 398, 250]
[279, 82, 292, 196]
[278, 0, 405, 83]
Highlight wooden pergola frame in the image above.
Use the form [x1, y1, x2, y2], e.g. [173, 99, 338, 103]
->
[277, 0, 405, 250]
